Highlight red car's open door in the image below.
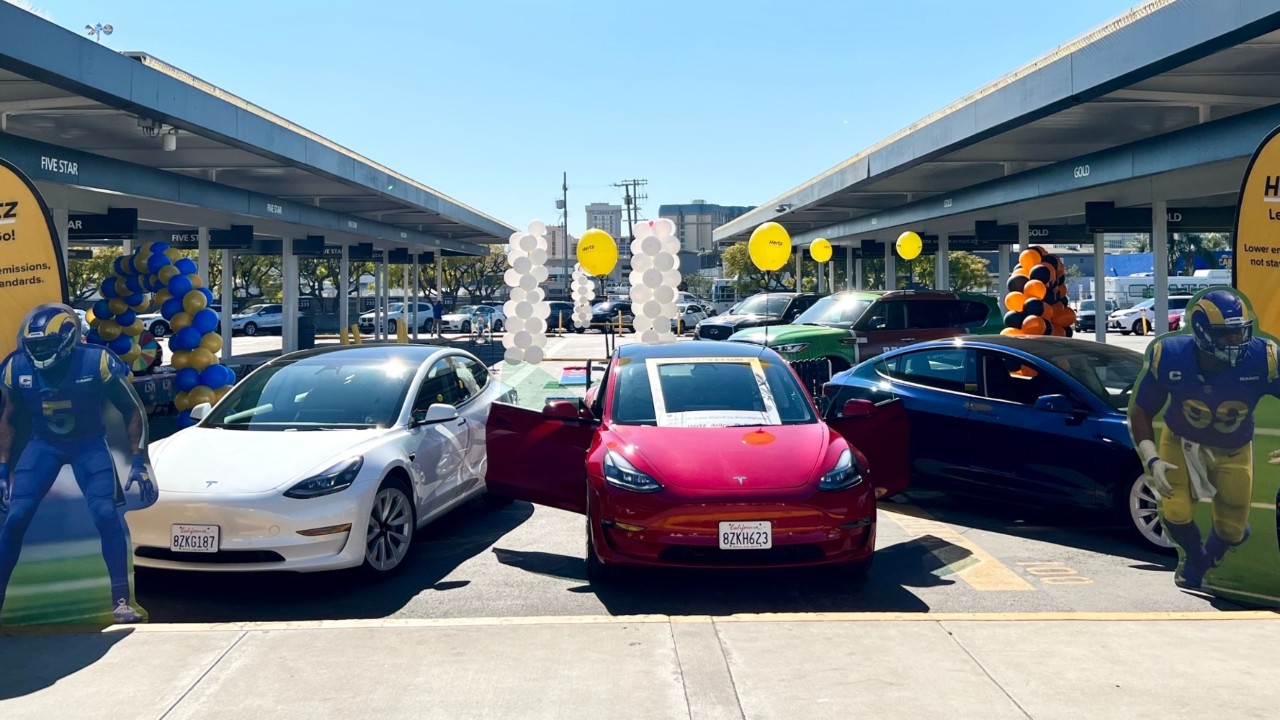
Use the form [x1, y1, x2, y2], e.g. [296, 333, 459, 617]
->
[486, 403, 594, 514]
[828, 399, 911, 499]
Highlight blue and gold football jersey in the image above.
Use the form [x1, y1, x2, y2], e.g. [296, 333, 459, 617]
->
[0, 345, 128, 443]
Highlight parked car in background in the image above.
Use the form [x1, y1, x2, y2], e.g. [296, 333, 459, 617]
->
[548, 301, 576, 332]
[589, 301, 634, 332]
[694, 292, 820, 341]
[231, 304, 300, 336]
[485, 341, 907, 581]
[730, 290, 997, 372]
[822, 335, 1168, 550]
[438, 305, 507, 333]
[1072, 299, 1116, 333]
[130, 345, 513, 576]
[672, 302, 709, 333]
[1108, 295, 1194, 335]
[358, 302, 434, 335]
[138, 304, 222, 337]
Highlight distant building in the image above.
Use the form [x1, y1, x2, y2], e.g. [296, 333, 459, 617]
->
[585, 203, 623, 238]
[659, 200, 754, 255]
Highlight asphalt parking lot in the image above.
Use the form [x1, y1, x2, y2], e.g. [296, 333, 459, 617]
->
[136, 327, 1217, 623]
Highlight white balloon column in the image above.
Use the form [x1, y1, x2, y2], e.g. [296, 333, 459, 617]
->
[629, 219, 681, 345]
[501, 221, 552, 365]
[570, 264, 596, 330]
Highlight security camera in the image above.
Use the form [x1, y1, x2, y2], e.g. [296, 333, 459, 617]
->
[775, 204, 792, 213]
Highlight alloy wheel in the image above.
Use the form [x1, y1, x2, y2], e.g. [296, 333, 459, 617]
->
[365, 486, 413, 572]
[1129, 477, 1173, 550]
[244, 322, 258, 336]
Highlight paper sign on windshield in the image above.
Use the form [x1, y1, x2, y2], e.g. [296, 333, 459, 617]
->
[646, 357, 781, 428]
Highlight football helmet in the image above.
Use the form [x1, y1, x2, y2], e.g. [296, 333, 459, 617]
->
[18, 303, 82, 371]
[1188, 289, 1253, 366]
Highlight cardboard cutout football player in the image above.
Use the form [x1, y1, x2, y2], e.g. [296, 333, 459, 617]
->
[0, 303, 157, 624]
[1130, 288, 1280, 589]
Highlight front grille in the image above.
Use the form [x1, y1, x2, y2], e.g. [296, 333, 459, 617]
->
[697, 325, 733, 341]
[136, 547, 286, 564]
[658, 544, 824, 565]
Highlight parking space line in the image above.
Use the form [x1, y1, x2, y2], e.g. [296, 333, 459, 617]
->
[883, 504, 1035, 592]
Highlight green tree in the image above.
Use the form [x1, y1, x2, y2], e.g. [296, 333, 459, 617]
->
[66, 247, 122, 303]
[908, 252, 992, 292]
[721, 242, 791, 293]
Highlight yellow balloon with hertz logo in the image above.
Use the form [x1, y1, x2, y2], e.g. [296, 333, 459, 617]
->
[748, 222, 792, 272]
[896, 231, 923, 261]
[810, 238, 833, 263]
[576, 228, 618, 277]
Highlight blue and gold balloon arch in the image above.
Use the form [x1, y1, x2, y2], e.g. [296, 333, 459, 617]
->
[86, 241, 234, 428]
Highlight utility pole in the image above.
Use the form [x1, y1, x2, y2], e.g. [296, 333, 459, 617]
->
[559, 172, 569, 295]
[614, 179, 648, 284]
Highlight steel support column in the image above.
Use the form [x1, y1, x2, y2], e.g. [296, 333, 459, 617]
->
[197, 227, 210, 290]
[1094, 233, 1107, 343]
[1153, 200, 1169, 336]
[937, 235, 950, 290]
[339, 244, 350, 338]
[220, 249, 234, 361]
[281, 237, 297, 353]
[884, 241, 895, 291]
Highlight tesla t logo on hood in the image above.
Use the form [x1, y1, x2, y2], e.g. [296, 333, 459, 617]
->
[734, 476, 747, 485]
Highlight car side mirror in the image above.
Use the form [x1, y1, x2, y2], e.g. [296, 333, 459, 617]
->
[1033, 394, 1076, 413]
[544, 399, 590, 421]
[190, 402, 213, 421]
[841, 399, 876, 418]
[412, 402, 458, 426]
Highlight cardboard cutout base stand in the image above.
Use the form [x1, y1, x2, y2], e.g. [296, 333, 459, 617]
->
[1129, 286, 1280, 607]
[0, 157, 155, 627]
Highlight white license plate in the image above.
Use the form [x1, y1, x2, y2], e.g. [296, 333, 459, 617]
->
[718, 521, 772, 550]
[171, 524, 220, 553]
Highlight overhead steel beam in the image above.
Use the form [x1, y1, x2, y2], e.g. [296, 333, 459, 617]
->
[1106, 88, 1279, 105]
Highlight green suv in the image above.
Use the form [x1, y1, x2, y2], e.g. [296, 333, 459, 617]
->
[729, 290, 1000, 371]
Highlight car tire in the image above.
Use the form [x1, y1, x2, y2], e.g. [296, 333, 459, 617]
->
[388, 320, 399, 335]
[1131, 320, 1147, 336]
[149, 321, 169, 338]
[494, 320, 504, 332]
[361, 476, 416, 577]
[1120, 475, 1175, 553]
[461, 321, 471, 334]
[243, 322, 258, 337]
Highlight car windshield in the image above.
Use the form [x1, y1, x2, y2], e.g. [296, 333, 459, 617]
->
[733, 295, 790, 316]
[455, 306, 478, 315]
[794, 295, 873, 328]
[202, 355, 417, 430]
[1031, 342, 1145, 411]
[240, 305, 266, 315]
[611, 357, 815, 426]
[1080, 300, 1094, 312]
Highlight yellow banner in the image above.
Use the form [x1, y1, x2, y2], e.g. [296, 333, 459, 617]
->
[1234, 127, 1280, 336]
[0, 157, 67, 361]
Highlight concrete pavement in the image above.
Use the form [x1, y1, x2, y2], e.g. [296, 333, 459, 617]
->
[4, 611, 1279, 720]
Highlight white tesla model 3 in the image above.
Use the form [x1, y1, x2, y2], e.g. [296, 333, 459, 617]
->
[128, 344, 513, 576]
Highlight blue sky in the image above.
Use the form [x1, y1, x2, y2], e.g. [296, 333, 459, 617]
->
[18, 0, 1139, 235]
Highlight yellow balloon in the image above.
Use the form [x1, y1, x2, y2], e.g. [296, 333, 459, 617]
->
[97, 320, 123, 341]
[130, 299, 150, 314]
[174, 390, 192, 412]
[171, 312, 193, 331]
[748, 222, 792, 272]
[171, 350, 192, 370]
[132, 253, 150, 274]
[213, 386, 231, 403]
[187, 385, 215, 408]
[85, 308, 96, 325]
[183, 289, 208, 314]
[810, 238, 833, 263]
[108, 298, 128, 316]
[576, 228, 619, 277]
[896, 231, 923, 261]
[123, 319, 145, 337]
[114, 278, 132, 298]
[164, 248, 183, 263]
[190, 276, 204, 289]
[121, 345, 142, 364]
[158, 265, 180, 284]
[199, 333, 223, 354]
[155, 288, 173, 307]
[189, 348, 216, 372]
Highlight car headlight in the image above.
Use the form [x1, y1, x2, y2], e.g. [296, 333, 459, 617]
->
[818, 449, 862, 492]
[284, 457, 364, 499]
[774, 342, 810, 354]
[603, 450, 662, 493]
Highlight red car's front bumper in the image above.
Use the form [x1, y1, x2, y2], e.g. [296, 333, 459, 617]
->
[589, 482, 877, 569]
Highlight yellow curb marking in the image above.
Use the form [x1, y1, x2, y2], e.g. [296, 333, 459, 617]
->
[882, 504, 1035, 592]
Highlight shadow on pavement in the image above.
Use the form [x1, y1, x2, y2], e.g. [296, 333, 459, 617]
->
[136, 499, 533, 622]
[0, 628, 132, 700]
[492, 536, 970, 615]
[900, 489, 1178, 567]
